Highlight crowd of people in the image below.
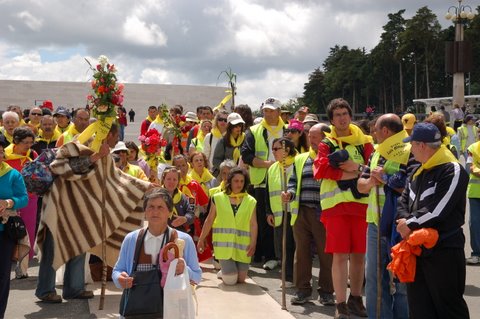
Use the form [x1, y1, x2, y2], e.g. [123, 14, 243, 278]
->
[0, 97, 475, 319]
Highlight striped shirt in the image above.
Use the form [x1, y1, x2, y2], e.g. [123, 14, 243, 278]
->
[287, 157, 320, 209]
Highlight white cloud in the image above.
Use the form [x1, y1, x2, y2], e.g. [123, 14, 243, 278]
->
[123, 15, 167, 46]
[236, 69, 306, 110]
[16, 11, 43, 31]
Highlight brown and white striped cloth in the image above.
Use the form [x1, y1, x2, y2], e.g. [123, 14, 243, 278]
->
[37, 142, 151, 269]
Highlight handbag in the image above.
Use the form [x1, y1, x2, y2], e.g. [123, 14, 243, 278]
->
[5, 215, 27, 241]
[163, 258, 195, 319]
[21, 148, 57, 196]
[119, 228, 168, 318]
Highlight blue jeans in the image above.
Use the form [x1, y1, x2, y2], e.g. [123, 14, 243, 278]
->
[35, 229, 86, 299]
[469, 198, 480, 256]
[365, 223, 408, 319]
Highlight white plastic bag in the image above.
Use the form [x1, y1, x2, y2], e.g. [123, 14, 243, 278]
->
[163, 259, 195, 319]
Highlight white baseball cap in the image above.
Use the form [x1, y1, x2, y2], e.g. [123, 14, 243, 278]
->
[227, 112, 245, 125]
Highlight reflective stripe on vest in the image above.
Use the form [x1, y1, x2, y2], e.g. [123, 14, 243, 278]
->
[320, 138, 369, 210]
[289, 152, 311, 226]
[212, 192, 256, 263]
[248, 124, 269, 185]
[267, 162, 293, 227]
[467, 142, 480, 198]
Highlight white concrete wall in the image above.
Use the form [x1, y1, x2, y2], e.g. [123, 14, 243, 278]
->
[0, 80, 228, 119]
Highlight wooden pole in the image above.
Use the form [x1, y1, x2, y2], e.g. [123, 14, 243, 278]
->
[375, 185, 382, 319]
[98, 156, 108, 310]
[280, 140, 288, 310]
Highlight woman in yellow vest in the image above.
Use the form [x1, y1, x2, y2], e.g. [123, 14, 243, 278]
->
[265, 137, 296, 279]
[197, 167, 258, 285]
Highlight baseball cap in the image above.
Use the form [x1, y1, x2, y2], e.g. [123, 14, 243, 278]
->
[185, 111, 199, 123]
[402, 113, 416, 130]
[464, 114, 476, 123]
[403, 122, 441, 143]
[280, 106, 291, 114]
[227, 112, 245, 125]
[53, 106, 71, 118]
[263, 97, 281, 110]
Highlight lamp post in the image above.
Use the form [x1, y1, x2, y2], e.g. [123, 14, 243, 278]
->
[445, 0, 476, 109]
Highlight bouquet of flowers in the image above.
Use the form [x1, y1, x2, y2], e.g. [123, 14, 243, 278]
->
[139, 129, 167, 182]
[86, 55, 124, 120]
[139, 129, 167, 155]
[77, 55, 124, 151]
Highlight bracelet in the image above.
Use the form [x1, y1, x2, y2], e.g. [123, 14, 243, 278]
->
[6, 199, 12, 208]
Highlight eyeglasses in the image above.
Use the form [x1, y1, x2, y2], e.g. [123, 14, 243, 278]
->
[30, 113, 42, 116]
[217, 118, 227, 122]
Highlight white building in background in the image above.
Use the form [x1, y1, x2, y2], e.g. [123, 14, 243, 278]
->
[0, 80, 228, 118]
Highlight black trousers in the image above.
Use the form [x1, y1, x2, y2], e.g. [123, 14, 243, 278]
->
[254, 187, 275, 261]
[407, 247, 469, 319]
[0, 231, 15, 319]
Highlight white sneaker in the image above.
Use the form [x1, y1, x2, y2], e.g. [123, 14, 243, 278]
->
[216, 270, 223, 279]
[466, 255, 480, 265]
[263, 259, 280, 270]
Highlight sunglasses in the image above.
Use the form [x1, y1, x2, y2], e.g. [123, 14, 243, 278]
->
[285, 128, 300, 134]
[30, 113, 42, 116]
[217, 118, 227, 122]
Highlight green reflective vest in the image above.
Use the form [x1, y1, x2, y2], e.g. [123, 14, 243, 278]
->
[248, 124, 269, 185]
[267, 162, 293, 227]
[62, 131, 75, 144]
[365, 152, 401, 225]
[212, 192, 257, 263]
[458, 125, 478, 152]
[320, 138, 369, 210]
[467, 142, 480, 198]
[289, 152, 312, 226]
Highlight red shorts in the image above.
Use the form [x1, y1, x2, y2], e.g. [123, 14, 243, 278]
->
[322, 214, 367, 254]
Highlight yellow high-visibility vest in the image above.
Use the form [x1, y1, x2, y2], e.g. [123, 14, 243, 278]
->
[320, 138, 369, 210]
[212, 192, 256, 263]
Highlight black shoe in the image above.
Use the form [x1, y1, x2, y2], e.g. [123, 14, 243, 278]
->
[347, 294, 367, 317]
[319, 293, 335, 306]
[291, 292, 311, 305]
[64, 290, 94, 300]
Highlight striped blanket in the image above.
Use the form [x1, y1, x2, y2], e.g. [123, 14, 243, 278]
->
[37, 142, 150, 269]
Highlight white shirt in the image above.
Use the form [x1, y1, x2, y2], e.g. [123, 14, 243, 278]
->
[144, 230, 168, 264]
[267, 126, 282, 162]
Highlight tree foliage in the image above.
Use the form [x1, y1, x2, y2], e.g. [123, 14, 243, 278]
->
[301, 5, 480, 114]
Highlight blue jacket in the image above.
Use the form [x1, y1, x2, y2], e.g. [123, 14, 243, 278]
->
[112, 228, 202, 288]
[0, 168, 28, 232]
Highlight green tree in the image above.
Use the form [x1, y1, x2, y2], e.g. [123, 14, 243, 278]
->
[302, 68, 326, 113]
[398, 6, 441, 99]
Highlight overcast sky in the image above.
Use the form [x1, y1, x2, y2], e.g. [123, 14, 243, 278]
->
[0, 0, 459, 110]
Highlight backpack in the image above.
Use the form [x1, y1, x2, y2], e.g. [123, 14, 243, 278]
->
[21, 148, 57, 196]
